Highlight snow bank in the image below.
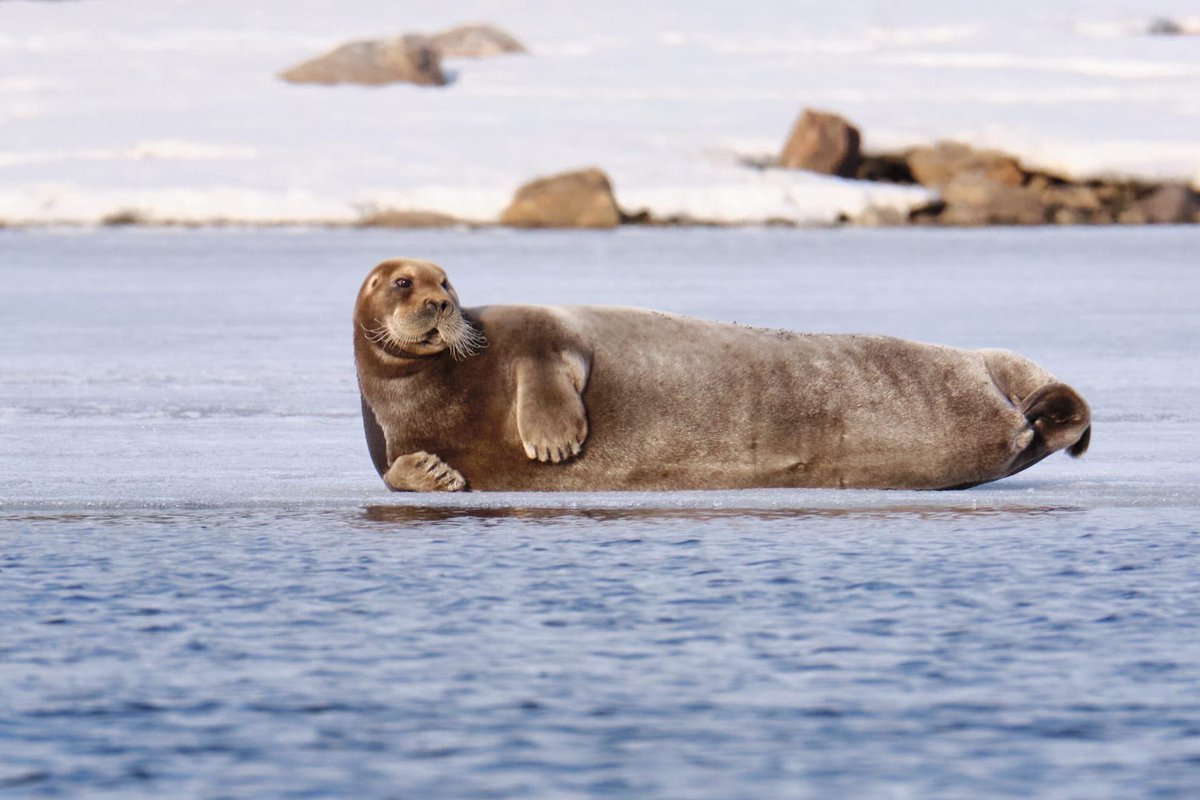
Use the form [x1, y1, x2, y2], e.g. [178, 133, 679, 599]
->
[0, 0, 1197, 224]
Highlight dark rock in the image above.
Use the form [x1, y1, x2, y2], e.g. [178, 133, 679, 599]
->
[778, 109, 861, 177]
[855, 153, 915, 184]
[500, 168, 621, 229]
[431, 24, 526, 58]
[619, 208, 655, 225]
[1148, 18, 1187, 36]
[280, 35, 446, 87]
[906, 141, 1024, 188]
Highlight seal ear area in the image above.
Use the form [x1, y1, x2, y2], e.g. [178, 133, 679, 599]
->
[1019, 382, 1091, 457]
[358, 270, 385, 299]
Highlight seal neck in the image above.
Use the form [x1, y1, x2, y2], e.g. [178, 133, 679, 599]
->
[354, 334, 447, 378]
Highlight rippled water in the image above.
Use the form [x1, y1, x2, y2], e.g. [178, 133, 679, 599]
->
[2, 227, 1199, 798]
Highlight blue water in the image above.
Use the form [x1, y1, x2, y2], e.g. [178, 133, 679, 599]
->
[3, 227, 1200, 798]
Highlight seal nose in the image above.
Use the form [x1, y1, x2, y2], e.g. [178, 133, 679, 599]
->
[425, 298, 450, 316]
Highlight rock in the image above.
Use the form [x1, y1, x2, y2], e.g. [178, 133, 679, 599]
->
[280, 35, 446, 87]
[100, 209, 152, 226]
[500, 168, 621, 229]
[1037, 183, 1111, 223]
[938, 174, 1047, 226]
[778, 109, 861, 177]
[906, 141, 1024, 188]
[1052, 207, 1089, 226]
[357, 209, 467, 228]
[431, 23, 526, 58]
[1148, 18, 1193, 36]
[1127, 184, 1200, 224]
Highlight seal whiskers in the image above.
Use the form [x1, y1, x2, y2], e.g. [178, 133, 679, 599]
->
[439, 314, 487, 360]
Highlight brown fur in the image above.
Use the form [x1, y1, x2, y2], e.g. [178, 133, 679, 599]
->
[354, 258, 1092, 492]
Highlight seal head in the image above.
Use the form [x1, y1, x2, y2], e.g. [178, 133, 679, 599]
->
[355, 258, 484, 362]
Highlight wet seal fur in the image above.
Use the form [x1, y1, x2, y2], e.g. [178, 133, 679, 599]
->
[354, 258, 1091, 492]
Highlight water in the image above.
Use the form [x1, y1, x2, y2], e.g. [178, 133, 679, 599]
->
[2, 227, 1199, 798]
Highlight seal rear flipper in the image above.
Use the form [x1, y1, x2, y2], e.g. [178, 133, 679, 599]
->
[1019, 382, 1091, 457]
[361, 393, 389, 478]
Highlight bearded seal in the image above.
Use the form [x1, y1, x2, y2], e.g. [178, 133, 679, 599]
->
[354, 258, 1091, 492]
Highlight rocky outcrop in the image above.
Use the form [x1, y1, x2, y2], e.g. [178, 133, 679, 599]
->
[778, 109, 861, 177]
[767, 108, 1200, 227]
[906, 144, 1200, 226]
[280, 35, 446, 87]
[431, 24, 526, 58]
[866, 140, 1197, 227]
[279, 22, 526, 87]
[500, 168, 621, 229]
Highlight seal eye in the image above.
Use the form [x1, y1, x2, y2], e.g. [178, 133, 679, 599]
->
[440, 280, 449, 290]
[393, 277, 413, 289]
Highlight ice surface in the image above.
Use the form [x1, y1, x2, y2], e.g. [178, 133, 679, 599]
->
[1, 1, 1199, 224]
[3, 227, 1200, 800]
[1, 226, 1198, 511]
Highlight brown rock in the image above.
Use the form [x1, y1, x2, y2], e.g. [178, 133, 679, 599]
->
[939, 174, 1047, 226]
[907, 141, 1025, 188]
[357, 209, 466, 228]
[778, 109, 861, 177]
[500, 168, 621, 229]
[1129, 184, 1200, 224]
[431, 23, 526, 58]
[100, 209, 152, 226]
[1041, 184, 1104, 213]
[280, 35, 446, 87]
[1052, 207, 1092, 226]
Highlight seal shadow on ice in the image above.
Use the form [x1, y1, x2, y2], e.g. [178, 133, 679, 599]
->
[353, 258, 1091, 492]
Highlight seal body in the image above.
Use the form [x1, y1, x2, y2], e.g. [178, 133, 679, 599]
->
[355, 259, 1091, 492]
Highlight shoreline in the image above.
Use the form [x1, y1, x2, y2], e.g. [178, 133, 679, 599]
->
[4, 217, 1197, 232]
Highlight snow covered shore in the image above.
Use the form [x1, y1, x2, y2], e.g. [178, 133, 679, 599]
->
[1, 0, 1198, 226]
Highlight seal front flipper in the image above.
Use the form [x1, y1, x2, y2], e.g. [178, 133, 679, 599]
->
[384, 451, 467, 492]
[515, 351, 590, 463]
